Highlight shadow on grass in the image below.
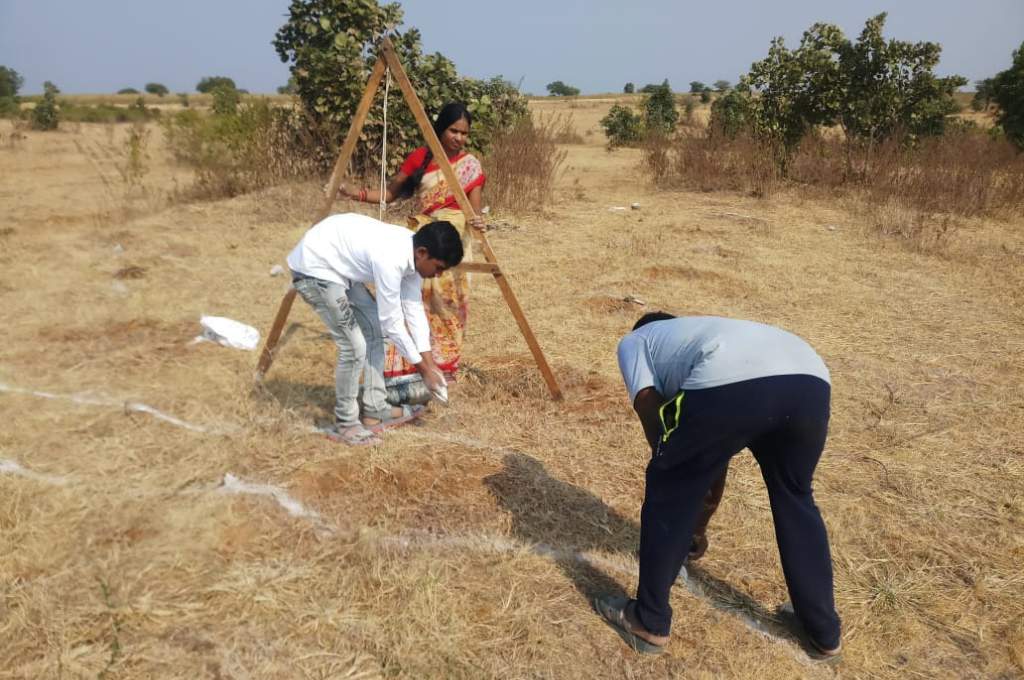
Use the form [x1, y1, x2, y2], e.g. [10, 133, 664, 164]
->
[484, 452, 794, 644]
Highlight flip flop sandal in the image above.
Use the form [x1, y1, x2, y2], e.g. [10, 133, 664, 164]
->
[324, 424, 381, 446]
[592, 595, 666, 655]
[774, 602, 842, 662]
[364, 404, 425, 434]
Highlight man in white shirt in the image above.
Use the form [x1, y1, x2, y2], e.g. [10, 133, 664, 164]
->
[286, 213, 462, 444]
[595, 312, 841, 660]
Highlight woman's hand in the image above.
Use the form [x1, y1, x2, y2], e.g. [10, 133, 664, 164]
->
[468, 214, 486, 231]
[323, 182, 353, 199]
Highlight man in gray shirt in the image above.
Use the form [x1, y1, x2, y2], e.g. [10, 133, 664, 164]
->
[594, 312, 841, 659]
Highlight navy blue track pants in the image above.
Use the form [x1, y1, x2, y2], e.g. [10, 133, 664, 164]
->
[634, 374, 841, 649]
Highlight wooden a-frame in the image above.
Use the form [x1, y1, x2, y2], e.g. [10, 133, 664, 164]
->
[255, 36, 563, 400]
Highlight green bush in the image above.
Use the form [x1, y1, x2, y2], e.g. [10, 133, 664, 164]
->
[600, 103, 643, 147]
[196, 76, 237, 94]
[642, 79, 678, 134]
[31, 81, 60, 130]
[118, 88, 140, 95]
[623, 82, 635, 94]
[546, 81, 580, 97]
[688, 81, 707, 94]
[709, 87, 753, 138]
[990, 41, 1024, 149]
[0, 96, 18, 118]
[58, 102, 158, 124]
[971, 79, 992, 112]
[0, 66, 24, 98]
[145, 82, 169, 96]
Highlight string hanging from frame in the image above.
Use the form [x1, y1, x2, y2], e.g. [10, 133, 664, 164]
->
[378, 68, 392, 221]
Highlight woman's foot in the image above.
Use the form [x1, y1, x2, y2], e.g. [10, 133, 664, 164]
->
[361, 405, 425, 433]
[360, 405, 407, 427]
[593, 595, 669, 654]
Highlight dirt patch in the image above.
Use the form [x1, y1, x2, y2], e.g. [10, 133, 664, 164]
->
[584, 295, 646, 314]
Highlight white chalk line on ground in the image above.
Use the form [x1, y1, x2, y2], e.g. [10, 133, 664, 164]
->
[213, 471, 820, 663]
[2, 381, 827, 669]
[0, 381, 235, 435]
[0, 458, 69, 486]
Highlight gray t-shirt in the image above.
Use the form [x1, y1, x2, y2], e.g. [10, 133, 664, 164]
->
[617, 316, 830, 402]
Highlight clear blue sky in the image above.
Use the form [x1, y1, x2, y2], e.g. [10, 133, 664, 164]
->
[1, 1, 1020, 95]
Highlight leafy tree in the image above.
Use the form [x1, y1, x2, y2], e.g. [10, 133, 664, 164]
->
[689, 81, 707, 94]
[277, 75, 299, 95]
[713, 79, 731, 93]
[546, 80, 580, 96]
[725, 13, 966, 166]
[145, 82, 169, 96]
[990, 41, 1024, 148]
[709, 86, 753, 137]
[196, 76, 237, 93]
[118, 88, 140, 94]
[642, 79, 678, 134]
[31, 81, 60, 130]
[700, 89, 712, 103]
[0, 66, 24, 98]
[832, 13, 966, 142]
[600, 103, 642, 147]
[0, 66, 23, 116]
[971, 78, 993, 111]
[273, 0, 527, 174]
[639, 83, 661, 94]
[623, 82, 635, 94]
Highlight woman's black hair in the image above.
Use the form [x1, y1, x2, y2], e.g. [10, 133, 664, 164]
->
[412, 220, 465, 268]
[397, 102, 472, 199]
[632, 311, 676, 331]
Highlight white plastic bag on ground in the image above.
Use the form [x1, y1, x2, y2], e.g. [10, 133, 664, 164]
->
[196, 316, 260, 351]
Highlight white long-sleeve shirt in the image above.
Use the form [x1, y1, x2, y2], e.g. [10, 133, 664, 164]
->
[286, 213, 431, 364]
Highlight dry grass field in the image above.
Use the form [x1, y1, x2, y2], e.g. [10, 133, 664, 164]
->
[1, 95, 1023, 679]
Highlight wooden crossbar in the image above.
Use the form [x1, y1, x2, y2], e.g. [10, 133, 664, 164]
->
[256, 36, 562, 401]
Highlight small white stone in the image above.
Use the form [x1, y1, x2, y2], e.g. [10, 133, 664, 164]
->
[631, 202, 641, 210]
[269, 264, 285, 277]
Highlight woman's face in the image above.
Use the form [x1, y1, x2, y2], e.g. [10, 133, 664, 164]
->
[440, 116, 470, 156]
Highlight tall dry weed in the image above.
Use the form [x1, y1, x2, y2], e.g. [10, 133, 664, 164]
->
[163, 102, 330, 202]
[485, 113, 569, 213]
[647, 125, 1024, 251]
[645, 129, 780, 198]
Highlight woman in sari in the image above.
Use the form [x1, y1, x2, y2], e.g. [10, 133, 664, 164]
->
[338, 102, 485, 409]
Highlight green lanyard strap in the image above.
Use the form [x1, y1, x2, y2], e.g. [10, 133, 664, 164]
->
[658, 391, 685, 443]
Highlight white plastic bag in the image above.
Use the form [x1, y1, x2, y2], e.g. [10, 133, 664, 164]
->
[196, 316, 260, 351]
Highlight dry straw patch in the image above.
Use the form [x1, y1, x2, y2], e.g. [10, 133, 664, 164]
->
[1, 100, 1023, 679]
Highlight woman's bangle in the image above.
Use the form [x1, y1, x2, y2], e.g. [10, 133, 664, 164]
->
[358, 188, 367, 202]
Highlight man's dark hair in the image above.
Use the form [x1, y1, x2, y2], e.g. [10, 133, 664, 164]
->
[413, 220, 464, 267]
[632, 311, 676, 330]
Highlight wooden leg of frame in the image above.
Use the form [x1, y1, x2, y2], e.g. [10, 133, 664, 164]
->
[255, 288, 297, 379]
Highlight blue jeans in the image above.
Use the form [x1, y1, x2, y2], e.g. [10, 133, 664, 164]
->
[292, 275, 391, 427]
